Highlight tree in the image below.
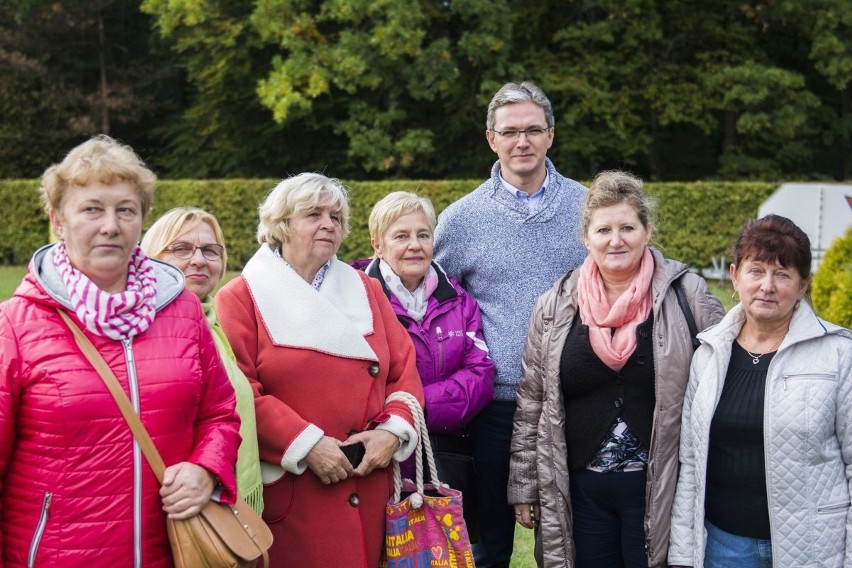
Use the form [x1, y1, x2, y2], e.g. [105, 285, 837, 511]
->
[0, 0, 180, 177]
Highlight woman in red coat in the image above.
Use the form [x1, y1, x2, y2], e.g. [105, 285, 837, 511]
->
[216, 173, 425, 568]
[0, 136, 240, 567]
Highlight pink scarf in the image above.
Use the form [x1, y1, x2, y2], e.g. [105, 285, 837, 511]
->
[53, 242, 157, 340]
[577, 248, 654, 371]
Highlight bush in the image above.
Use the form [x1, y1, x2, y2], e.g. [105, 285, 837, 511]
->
[812, 227, 852, 328]
[0, 178, 777, 270]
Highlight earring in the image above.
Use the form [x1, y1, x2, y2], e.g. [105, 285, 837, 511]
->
[731, 289, 739, 301]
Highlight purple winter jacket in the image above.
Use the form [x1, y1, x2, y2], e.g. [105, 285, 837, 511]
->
[356, 258, 495, 433]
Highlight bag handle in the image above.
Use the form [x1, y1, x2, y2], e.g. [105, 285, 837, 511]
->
[386, 391, 440, 503]
[57, 309, 168, 482]
[672, 277, 700, 350]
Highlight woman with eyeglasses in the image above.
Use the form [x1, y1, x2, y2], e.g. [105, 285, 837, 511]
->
[141, 207, 264, 515]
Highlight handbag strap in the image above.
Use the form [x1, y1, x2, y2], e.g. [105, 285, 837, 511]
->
[672, 277, 701, 350]
[386, 391, 439, 502]
[57, 309, 167, 483]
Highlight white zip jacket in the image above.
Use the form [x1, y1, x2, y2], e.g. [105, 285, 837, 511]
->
[669, 302, 852, 567]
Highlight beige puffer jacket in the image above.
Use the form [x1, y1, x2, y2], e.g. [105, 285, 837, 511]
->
[508, 248, 725, 568]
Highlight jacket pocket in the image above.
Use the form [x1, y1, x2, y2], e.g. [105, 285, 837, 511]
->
[817, 501, 849, 514]
[28, 491, 52, 568]
[262, 473, 295, 524]
[782, 372, 837, 391]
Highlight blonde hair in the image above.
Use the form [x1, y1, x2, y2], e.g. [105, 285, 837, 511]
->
[40, 134, 157, 218]
[368, 191, 436, 251]
[141, 207, 228, 277]
[582, 170, 656, 237]
[257, 173, 351, 247]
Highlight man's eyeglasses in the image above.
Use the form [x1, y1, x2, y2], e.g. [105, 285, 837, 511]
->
[491, 127, 552, 140]
[165, 242, 224, 261]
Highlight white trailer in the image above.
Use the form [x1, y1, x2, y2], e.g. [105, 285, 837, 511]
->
[758, 183, 852, 271]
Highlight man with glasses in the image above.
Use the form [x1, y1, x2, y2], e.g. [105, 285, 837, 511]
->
[434, 81, 587, 567]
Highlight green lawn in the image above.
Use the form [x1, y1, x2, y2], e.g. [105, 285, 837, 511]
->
[0, 265, 26, 300]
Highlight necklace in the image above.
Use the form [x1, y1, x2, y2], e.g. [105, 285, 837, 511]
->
[741, 336, 784, 365]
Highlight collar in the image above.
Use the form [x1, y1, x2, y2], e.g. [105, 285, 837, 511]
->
[242, 245, 378, 361]
[364, 258, 457, 304]
[499, 170, 548, 200]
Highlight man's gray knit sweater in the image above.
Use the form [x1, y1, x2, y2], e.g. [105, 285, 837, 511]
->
[434, 159, 587, 401]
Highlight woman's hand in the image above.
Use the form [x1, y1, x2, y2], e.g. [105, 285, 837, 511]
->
[347, 429, 400, 477]
[160, 462, 216, 519]
[513, 503, 537, 529]
[304, 436, 354, 485]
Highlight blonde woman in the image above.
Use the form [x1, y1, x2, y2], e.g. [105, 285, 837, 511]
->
[0, 136, 239, 567]
[508, 171, 724, 567]
[142, 207, 263, 514]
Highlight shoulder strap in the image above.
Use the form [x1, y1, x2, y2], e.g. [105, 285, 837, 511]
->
[56, 309, 167, 482]
[672, 277, 700, 350]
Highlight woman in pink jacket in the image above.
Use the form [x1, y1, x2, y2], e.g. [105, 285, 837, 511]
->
[0, 136, 240, 568]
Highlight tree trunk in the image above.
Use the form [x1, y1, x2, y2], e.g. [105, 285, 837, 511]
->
[98, 10, 110, 134]
[841, 88, 851, 180]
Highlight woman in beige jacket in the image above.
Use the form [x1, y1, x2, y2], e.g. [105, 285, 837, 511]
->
[507, 170, 724, 568]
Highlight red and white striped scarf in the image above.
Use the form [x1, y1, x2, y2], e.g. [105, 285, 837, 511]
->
[53, 242, 157, 340]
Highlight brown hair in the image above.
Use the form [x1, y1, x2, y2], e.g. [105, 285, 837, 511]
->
[732, 214, 812, 280]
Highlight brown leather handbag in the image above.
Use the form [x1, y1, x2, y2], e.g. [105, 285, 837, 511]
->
[58, 309, 273, 568]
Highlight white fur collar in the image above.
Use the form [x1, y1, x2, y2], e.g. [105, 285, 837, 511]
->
[242, 245, 377, 361]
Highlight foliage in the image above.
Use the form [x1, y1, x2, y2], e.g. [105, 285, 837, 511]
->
[0, 0, 182, 177]
[4, 1, 852, 180]
[0, 180, 49, 264]
[649, 181, 775, 266]
[812, 226, 852, 328]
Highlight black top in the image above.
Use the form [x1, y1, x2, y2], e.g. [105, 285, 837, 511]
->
[559, 312, 656, 471]
[705, 341, 775, 539]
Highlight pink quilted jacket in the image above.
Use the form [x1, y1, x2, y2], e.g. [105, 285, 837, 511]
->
[0, 246, 240, 568]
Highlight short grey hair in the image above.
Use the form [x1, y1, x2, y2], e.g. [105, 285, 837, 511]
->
[486, 81, 555, 131]
[257, 173, 351, 247]
[368, 191, 437, 246]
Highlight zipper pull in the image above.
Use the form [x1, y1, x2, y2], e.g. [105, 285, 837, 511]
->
[123, 338, 134, 363]
[783, 377, 787, 391]
[436, 326, 443, 341]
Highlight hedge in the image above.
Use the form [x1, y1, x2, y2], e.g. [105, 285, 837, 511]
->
[812, 226, 852, 328]
[0, 179, 776, 270]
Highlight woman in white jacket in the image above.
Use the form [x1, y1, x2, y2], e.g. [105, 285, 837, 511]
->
[669, 214, 852, 568]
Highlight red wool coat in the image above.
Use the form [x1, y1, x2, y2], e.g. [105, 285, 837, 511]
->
[0, 248, 240, 568]
[215, 248, 424, 568]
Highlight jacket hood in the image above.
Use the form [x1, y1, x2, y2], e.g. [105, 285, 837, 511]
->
[18, 243, 186, 312]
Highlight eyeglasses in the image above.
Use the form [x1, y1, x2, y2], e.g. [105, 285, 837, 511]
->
[165, 241, 224, 261]
[490, 127, 552, 140]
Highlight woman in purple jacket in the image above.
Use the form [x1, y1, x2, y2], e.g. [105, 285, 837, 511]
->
[360, 191, 495, 539]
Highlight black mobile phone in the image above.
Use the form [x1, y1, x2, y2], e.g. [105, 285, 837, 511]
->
[341, 442, 366, 468]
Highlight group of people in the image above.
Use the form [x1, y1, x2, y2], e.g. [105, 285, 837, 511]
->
[0, 79, 849, 568]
